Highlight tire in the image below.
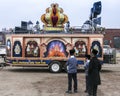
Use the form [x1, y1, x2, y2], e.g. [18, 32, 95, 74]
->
[49, 61, 62, 73]
[63, 64, 68, 72]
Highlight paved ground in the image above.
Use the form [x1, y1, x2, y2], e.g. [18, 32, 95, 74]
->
[0, 59, 120, 96]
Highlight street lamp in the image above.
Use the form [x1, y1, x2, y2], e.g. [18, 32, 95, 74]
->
[27, 20, 33, 34]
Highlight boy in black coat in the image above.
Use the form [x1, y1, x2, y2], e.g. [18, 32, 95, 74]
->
[88, 49, 101, 96]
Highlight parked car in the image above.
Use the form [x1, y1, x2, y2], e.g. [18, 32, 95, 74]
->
[103, 45, 113, 54]
[0, 45, 6, 57]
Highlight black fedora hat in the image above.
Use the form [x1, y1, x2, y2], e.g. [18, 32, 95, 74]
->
[85, 54, 91, 59]
[69, 49, 75, 55]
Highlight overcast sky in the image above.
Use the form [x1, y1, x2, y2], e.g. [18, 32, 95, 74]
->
[0, 0, 120, 30]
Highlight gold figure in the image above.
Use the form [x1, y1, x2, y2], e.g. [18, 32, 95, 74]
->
[14, 44, 20, 54]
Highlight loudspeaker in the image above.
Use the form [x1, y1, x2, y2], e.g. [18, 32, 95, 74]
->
[21, 21, 27, 29]
[15, 27, 28, 34]
[93, 1, 102, 15]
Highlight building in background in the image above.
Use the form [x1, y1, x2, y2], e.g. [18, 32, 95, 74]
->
[104, 29, 120, 49]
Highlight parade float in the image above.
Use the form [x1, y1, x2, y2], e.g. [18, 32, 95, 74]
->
[5, 3, 104, 72]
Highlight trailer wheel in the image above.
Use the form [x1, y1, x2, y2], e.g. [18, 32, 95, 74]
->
[49, 61, 62, 73]
[64, 64, 68, 72]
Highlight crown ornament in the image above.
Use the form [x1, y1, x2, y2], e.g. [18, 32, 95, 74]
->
[41, 3, 68, 31]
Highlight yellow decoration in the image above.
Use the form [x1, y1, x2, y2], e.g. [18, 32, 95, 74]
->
[41, 3, 68, 31]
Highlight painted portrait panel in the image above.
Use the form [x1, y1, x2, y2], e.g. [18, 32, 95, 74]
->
[90, 41, 102, 57]
[6, 39, 11, 57]
[44, 40, 68, 57]
[74, 40, 87, 57]
[13, 41, 22, 57]
[25, 38, 40, 57]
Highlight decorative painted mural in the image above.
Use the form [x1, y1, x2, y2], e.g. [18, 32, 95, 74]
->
[6, 39, 11, 57]
[25, 40, 40, 57]
[74, 41, 87, 57]
[44, 40, 68, 57]
[13, 41, 22, 57]
[90, 41, 102, 57]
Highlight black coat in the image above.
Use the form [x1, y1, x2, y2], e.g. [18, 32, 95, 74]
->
[88, 56, 101, 85]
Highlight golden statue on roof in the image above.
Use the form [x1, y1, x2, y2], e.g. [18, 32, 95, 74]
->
[41, 3, 68, 31]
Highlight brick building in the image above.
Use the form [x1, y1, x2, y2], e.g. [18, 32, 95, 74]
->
[104, 29, 120, 49]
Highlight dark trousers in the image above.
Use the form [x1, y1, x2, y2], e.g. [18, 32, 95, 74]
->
[88, 84, 98, 96]
[68, 73, 77, 91]
[85, 76, 89, 91]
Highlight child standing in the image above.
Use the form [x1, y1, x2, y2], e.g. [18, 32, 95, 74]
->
[66, 49, 78, 94]
[84, 54, 91, 93]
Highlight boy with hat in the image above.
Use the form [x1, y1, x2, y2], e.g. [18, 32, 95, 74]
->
[88, 49, 101, 96]
[66, 49, 78, 94]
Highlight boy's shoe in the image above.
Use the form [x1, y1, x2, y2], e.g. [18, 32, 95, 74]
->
[65, 90, 72, 94]
[74, 90, 78, 93]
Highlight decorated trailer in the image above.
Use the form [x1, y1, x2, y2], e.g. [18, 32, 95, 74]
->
[6, 33, 103, 72]
[5, 3, 104, 72]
